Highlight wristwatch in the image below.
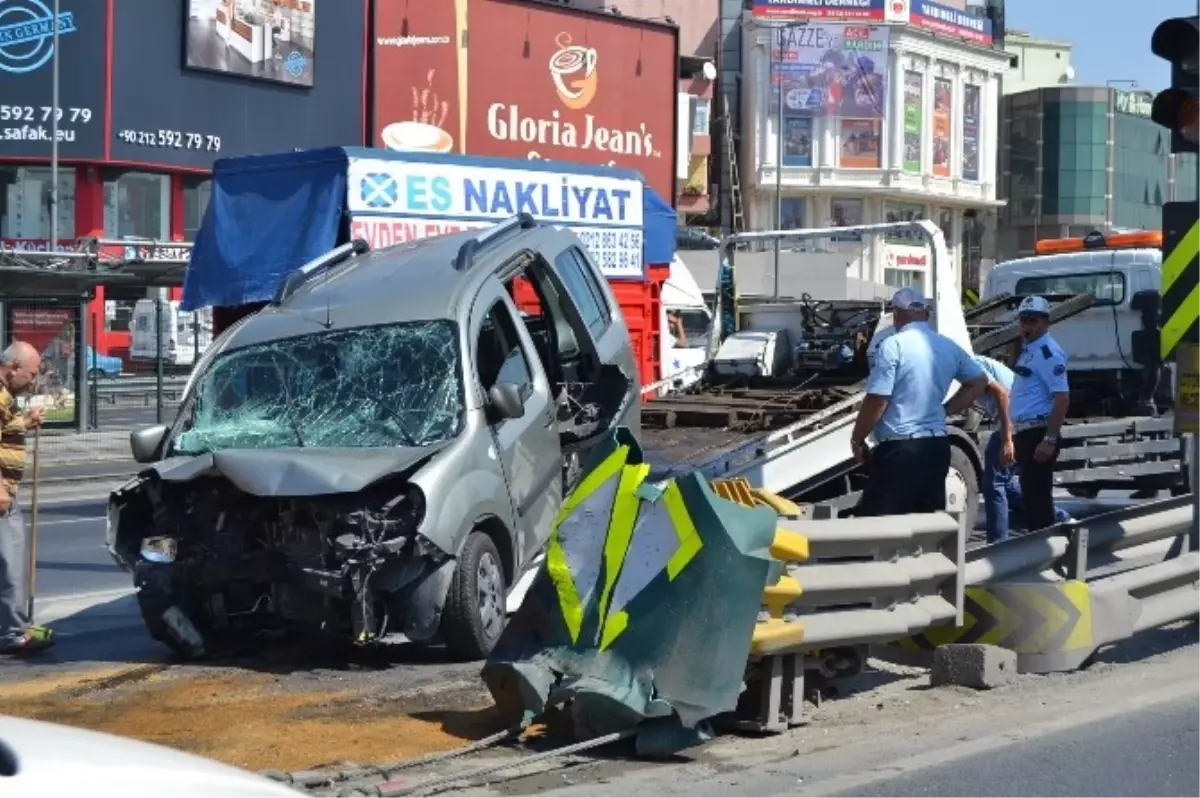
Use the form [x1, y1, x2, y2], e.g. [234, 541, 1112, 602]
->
[1043, 435, 1058, 445]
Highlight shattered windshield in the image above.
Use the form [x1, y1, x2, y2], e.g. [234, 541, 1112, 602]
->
[171, 320, 463, 454]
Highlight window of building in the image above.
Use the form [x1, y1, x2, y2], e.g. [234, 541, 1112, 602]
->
[780, 198, 806, 229]
[553, 248, 611, 338]
[1015, 271, 1126, 307]
[692, 97, 711, 135]
[103, 170, 170, 240]
[0, 165, 75, 241]
[884, 268, 925, 292]
[883, 202, 927, 244]
[829, 198, 864, 242]
[1042, 100, 1108, 219]
[183, 177, 212, 242]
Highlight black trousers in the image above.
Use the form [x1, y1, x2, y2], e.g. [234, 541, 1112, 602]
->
[1013, 427, 1060, 532]
[857, 437, 951, 517]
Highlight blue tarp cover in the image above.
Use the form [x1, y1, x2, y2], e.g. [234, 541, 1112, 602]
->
[183, 148, 677, 310]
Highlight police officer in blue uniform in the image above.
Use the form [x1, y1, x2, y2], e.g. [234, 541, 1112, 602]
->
[974, 353, 1071, 543]
[1008, 296, 1072, 532]
[851, 288, 988, 516]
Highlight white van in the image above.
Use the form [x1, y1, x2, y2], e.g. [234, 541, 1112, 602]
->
[982, 230, 1167, 415]
[658, 255, 712, 391]
[130, 299, 214, 369]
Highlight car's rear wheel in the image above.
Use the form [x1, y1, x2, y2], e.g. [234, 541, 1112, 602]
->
[441, 531, 507, 661]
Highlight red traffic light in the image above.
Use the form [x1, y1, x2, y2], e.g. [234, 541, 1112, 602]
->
[1152, 89, 1200, 145]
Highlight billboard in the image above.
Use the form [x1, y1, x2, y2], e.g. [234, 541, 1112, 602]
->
[962, 83, 980, 181]
[371, 0, 678, 203]
[751, 0, 908, 22]
[346, 155, 646, 278]
[109, 0, 364, 169]
[770, 25, 889, 119]
[910, 0, 992, 47]
[932, 77, 952, 177]
[902, 71, 922, 173]
[184, 0, 317, 88]
[0, 0, 107, 160]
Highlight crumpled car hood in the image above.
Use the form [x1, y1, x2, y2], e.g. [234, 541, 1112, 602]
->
[143, 445, 447, 497]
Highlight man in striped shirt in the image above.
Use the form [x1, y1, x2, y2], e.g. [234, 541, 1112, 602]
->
[1, 341, 53, 655]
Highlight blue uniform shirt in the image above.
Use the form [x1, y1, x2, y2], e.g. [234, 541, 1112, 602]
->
[865, 321, 985, 441]
[973, 355, 1014, 421]
[1009, 333, 1070, 422]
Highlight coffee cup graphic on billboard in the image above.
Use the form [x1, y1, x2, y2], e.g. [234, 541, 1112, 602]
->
[381, 68, 454, 153]
[549, 32, 598, 110]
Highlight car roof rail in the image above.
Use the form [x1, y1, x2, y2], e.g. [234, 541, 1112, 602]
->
[454, 213, 537, 272]
[272, 238, 370, 306]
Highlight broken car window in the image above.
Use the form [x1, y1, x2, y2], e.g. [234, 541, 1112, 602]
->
[172, 320, 463, 454]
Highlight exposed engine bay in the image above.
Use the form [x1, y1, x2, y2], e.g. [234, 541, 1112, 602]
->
[108, 473, 444, 658]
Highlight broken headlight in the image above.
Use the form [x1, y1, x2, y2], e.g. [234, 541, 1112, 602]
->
[140, 536, 179, 564]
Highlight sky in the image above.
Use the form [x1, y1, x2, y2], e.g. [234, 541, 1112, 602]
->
[1005, 0, 1198, 92]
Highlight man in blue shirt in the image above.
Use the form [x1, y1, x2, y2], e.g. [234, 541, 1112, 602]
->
[975, 354, 1071, 543]
[851, 288, 988, 516]
[1008, 296, 1072, 532]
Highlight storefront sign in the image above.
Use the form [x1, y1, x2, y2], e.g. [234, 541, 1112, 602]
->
[751, 0, 907, 22]
[932, 77, 952, 177]
[902, 70, 922, 173]
[910, 0, 992, 47]
[1114, 90, 1153, 118]
[107, 0, 364, 169]
[0, 0, 106, 160]
[770, 24, 890, 119]
[345, 156, 646, 278]
[372, 0, 678, 202]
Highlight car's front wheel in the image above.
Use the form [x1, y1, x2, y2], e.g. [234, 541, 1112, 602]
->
[440, 531, 507, 661]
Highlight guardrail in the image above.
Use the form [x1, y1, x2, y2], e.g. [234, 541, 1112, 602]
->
[89, 376, 188, 405]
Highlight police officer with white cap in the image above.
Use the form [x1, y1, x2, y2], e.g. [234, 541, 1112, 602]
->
[851, 287, 988, 516]
[1008, 295, 1072, 532]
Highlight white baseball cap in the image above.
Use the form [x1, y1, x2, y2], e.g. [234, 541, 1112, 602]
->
[891, 286, 929, 311]
[1017, 295, 1052, 317]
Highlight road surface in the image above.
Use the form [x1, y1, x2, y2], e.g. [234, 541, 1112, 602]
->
[31, 499, 124, 601]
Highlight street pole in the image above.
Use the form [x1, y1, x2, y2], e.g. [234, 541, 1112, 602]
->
[773, 40, 783, 300]
[49, 0, 60, 250]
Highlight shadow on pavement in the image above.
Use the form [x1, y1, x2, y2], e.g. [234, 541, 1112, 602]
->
[1093, 622, 1200, 667]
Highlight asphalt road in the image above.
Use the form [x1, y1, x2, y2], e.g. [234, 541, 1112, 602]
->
[836, 694, 1199, 797]
[30, 499, 123, 601]
[92, 402, 179, 430]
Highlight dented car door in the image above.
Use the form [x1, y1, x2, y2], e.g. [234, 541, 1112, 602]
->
[468, 279, 564, 560]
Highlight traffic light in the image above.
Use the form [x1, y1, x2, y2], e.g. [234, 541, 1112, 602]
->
[1150, 15, 1199, 154]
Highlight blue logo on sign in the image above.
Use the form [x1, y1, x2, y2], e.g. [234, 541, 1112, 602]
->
[285, 50, 308, 78]
[360, 173, 398, 209]
[0, 0, 77, 75]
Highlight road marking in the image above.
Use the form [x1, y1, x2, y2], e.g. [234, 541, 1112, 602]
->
[36, 516, 106, 526]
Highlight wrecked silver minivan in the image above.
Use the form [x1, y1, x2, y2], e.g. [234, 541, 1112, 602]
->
[107, 216, 639, 660]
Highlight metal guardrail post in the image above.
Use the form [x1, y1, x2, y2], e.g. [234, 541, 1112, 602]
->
[155, 295, 164, 425]
[1065, 524, 1089, 580]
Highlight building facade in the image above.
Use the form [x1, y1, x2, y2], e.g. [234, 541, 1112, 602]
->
[740, 6, 1011, 295]
[997, 85, 1199, 261]
[1001, 30, 1074, 94]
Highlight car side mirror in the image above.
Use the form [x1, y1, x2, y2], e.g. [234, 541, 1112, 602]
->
[487, 382, 525, 421]
[130, 424, 169, 464]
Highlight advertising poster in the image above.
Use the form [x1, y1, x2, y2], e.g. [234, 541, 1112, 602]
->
[932, 77, 952, 177]
[184, 0, 316, 87]
[962, 83, 981, 181]
[346, 156, 646, 278]
[0, 0, 107, 160]
[782, 116, 813, 166]
[6, 304, 78, 423]
[372, 0, 678, 202]
[109, 0, 364, 169]
[902, 71, 923, 173]
[840, 119, 880, 168]
[770, 24, 889, 119]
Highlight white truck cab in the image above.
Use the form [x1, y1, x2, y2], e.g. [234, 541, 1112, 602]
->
[658, 254, 712, 391]
[983, 230, 1166, 415]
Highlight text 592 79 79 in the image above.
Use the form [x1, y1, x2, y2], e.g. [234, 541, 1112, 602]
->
[116, 129, 222, 152]
[0, 106, 91, 123]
